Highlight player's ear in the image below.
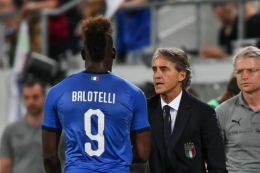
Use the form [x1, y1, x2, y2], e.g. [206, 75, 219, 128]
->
[81, 49, 85, 60]
[112, 47, 116, 59]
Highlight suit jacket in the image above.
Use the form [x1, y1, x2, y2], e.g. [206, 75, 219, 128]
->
[147, 90, 227, 173]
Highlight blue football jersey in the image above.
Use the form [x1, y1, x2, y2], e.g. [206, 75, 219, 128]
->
[42, 71, 150, 173]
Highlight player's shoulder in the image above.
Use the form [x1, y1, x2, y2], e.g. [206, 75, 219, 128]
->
[110, 72, 143, 92]
[58, 71, 84, 85]
[48, 71, 84, 91]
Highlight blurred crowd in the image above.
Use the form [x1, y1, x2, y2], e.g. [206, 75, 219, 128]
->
[0, 0, 105, 67]
[200, 1, 260, 59]
[0, 0, 155, 87]
[1, 0, 260, 69]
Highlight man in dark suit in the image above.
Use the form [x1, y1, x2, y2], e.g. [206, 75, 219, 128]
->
[147, 47, 227, 173]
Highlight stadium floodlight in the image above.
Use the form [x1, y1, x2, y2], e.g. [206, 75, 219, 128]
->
[19, 52, 60, 84]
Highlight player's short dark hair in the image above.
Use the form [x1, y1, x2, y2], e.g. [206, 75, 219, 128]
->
[152, 47, 192, 90]
[81, 15, 113, 63]
[22, 76, 46, 95]
[226, 76, 240, 96]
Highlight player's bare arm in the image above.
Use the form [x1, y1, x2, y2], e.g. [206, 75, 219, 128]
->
[42, 130, 62, 173]
[131, 130, 151, 163]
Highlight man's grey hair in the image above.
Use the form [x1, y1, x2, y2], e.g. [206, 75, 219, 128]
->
[233, 46, 260, 66]
[151, 47, 192, 90]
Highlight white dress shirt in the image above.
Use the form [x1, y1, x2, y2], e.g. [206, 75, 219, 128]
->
[161, 91, 182, 132]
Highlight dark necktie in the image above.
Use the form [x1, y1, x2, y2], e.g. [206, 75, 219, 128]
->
[163, 105, 172, 148]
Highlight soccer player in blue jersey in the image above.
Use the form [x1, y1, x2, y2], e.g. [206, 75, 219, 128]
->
[42, 15, 151, 173]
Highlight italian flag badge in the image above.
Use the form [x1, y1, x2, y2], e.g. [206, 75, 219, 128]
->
[184, 142, 196, 159]
[91, 76, 99, 81]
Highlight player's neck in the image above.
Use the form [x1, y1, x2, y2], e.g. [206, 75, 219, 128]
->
[86, 63, 111, 73]
[26, 112, 44, 127]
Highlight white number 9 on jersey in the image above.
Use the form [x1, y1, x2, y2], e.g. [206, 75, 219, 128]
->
[84, 109, 105, 156]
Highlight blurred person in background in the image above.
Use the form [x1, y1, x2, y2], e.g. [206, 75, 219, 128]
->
[216, 46, 260, 173]
[208, 76, 240, 108]
[74, 0, 106, 49]
[61, 0, 82, 57]
[116, 0, 151, 64]
[0, 0, 23, 67]
[200, 2, 260, 59]
[78, 0, 106, 19]
[19, 0, 76, 86]
[20, 0, 70, 60]
[0, 78, 46, 173]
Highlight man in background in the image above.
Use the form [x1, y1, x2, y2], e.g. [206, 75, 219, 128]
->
[216, 46, 260, 172]
[0, 0, 23, 67]
[200, 2, 260, 58]
[0, 78, 46, 173]
[116, 0, 151, 64]
[20, 0, 70, 60]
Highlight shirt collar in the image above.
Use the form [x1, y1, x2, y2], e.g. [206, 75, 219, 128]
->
[238, 92, 247, 106]
[161, 91, 182, 111]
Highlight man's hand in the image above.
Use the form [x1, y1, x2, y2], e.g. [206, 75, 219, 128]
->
[200, 45, 230, 59]
[0, 158, 12, 173]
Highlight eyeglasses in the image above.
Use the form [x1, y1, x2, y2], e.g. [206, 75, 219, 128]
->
[234, 68, 260, 76]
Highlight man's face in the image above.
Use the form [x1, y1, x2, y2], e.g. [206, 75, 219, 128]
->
[212, 3, 236, 25]
[0, 0, 16, 13]
[234, 57, 260, 94]
[0, 0, 19, 29]
[22, 84, 45, 116]
[152, 55, 185, 96]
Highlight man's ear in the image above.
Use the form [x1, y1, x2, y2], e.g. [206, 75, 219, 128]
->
[178, 70, 187, 82]
[111, 47, 116, 59]
[81, 49, 85, 60]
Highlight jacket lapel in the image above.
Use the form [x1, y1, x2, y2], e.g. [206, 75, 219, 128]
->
[149, 95, 165, 164]
[169, 90, 192, 151]
[149, 91, 192, 171]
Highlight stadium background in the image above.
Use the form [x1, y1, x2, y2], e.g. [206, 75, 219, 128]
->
[0, 0, 250, 166]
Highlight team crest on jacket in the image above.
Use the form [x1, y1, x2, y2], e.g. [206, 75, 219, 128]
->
[184, 142, 196, 159]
